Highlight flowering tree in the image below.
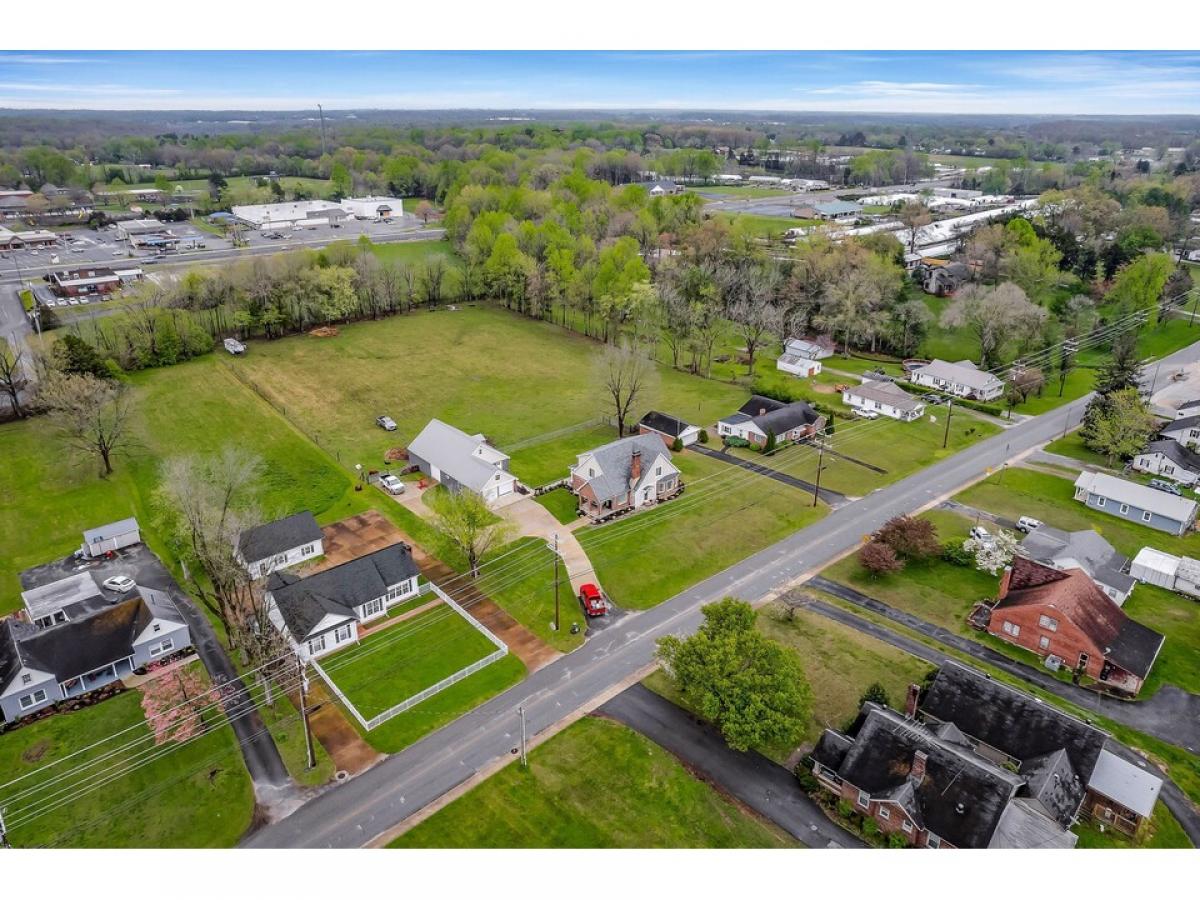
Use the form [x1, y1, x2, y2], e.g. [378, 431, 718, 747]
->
[962, 530, 1019, 576]
[139, 665, 212, 745]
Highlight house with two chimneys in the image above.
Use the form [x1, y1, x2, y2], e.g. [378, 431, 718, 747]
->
[810, 662, 1164, 847]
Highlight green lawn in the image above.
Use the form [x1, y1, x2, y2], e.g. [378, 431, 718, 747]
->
[579, 450, 826, 610]
[472, 536, 584, 652]
[231, 304, 746, 476]
[389, 716, 796, 848]
[712, 212, 812, 238]
[1075, 801, 1192, 848]
[532, 487, 579, 525]
[690, 185, 794, 199]
[365, 238, 461, 268]
[0, 665, 254, 848]
[1042, 431, 1113, 468]
[322, 603, 502, 720]
[507, 423, 617, 488]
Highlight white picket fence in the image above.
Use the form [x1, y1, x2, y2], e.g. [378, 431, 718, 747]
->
[312, 583, 508, 732]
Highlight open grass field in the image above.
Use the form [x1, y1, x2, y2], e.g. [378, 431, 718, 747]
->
[0, 664, 254, 848]
[506, 423, 616, 487]
[230, 305, 747, 478]
[0, 355, 357, 613]
[690, 185, 794, 199]
[365, 238, 461, 267]
[579, 450, 826, 610]
[322, 603, 501, 720]
[389, 716, 796, 848]
[712, 212, 813, 238]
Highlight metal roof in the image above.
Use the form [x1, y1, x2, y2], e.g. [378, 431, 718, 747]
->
[1088, 749, 1162, 819]
[82, 517, 139, 545]
[1074, 471, 1199, 523]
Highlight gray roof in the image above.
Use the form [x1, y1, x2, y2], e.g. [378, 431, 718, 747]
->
[21, 572, 106, 622]
[408, 419, 511, 493]
[1018, 526, 1136, 596]
[82, 517, 139, 545]
[911, 359, 1003, 392]
[1087, 748, 1162, 819]
[989, 798, 1078, 849]
[1074, 471, 1199, 523]
[844, 379, 926, 413]
[268, 543, 420, 640]
[1141, 438, 1200, 474]
[238, 511, 324, 563]
[724, 394, 821, 436]
[575, 434, 675, 504]
[813, 200, 862, 216]
[638, 410, 695, 439]
[1162, 414, 1200, 434]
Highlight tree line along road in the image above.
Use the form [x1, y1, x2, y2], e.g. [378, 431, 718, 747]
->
[242, 337, 1200, 849]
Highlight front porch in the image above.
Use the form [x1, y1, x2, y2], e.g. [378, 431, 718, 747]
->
[60, 656, 135, 699]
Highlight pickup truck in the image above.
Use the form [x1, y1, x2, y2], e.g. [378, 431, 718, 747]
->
[578, 583, 608, 617]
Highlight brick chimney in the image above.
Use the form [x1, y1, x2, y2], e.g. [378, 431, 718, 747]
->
[998, 565, 1013, 601]
[629, 448, 642, 484]
[905, 682, 921, 718]
[911, 750, 928, 784]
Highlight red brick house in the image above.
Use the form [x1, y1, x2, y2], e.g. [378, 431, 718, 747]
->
[716, 395, 825, 448]
[47, 267, 121, 298]
[985, 556, 1164, 695]
[568, 434, 682, 522]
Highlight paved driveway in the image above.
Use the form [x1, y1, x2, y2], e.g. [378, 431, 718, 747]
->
[499, 496, 597, 595]
[599, 684, 864, 848]
[690, 444, 849, 507]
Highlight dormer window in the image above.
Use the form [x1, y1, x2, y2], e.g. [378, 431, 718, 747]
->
[153, 623, 161, 633]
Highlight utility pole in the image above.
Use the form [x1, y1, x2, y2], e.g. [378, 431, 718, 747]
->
[518, 705, 528, 768]
[1190, 288, 1199, 329]
[812, 440, 825, 507]
[552, 533, 560, 633]
[0, 806, 10, 849]
[296, 655, 316, 770]
[942, 396, 954, 449]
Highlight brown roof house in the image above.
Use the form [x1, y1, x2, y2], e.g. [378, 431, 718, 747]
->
[981, 556, 1165, 695]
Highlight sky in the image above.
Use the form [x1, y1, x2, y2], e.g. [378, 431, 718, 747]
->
[2, 51, 1200, 115]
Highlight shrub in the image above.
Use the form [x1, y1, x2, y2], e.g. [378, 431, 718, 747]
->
[671, 436, 684, 452]
[876, 515, 940, 561]
[837, 799, 856, 820]
[862, 819, 881, 839]
[941, 540, 975, 567]
[723, 436, 751, 448]
[859, 540, 904, 576]
[859, 682, 891, 708]
[698, 429, 709, 444]
[887, 831, 909, 849]
[763, 429, 777, 453]
[794, 767, 820, 793]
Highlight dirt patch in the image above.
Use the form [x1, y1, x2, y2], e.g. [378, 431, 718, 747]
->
[384, 447, 409, 462]
[809, 382, 837, 394]
[309, 325, 339, 338]
[21, 738, 51, 763]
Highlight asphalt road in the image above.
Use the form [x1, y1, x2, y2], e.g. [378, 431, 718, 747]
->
[244, 337, 1200, 848]
[599, 684, 864, 848]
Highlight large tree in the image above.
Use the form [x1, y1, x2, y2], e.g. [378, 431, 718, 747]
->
[40, 372, 131, 476]
[0, 338, 29, 418]
[657, 598, 811, 752]
[1081, 387, 1159, 466]
[428, 488, 515, 579]
[597, 339, 657, 437]
[940, 282, 1048, 369]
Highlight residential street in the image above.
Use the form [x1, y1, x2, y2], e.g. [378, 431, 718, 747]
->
[795, 594, 1200, 847]
[242, 337, 1200, 849]
[598, 684, 864, 848]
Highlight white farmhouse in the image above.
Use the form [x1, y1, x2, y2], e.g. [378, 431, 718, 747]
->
[408, 419, 519, 504]
[842, 379, 926, 421]
[909, 359, 1004, 402]
[237, 511, 326, 578]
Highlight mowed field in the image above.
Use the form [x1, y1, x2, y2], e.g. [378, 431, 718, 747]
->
[390, 716, 796, 848]
[230, 305, 748, 481]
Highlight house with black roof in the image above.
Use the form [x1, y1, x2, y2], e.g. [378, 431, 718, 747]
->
[0, 588, 191, 723]
[810, 662, 1164, 845]
[637, 411, 701, 448]
[265, 543, 423, 659]
[716, 395, 825, 448]
[1160, 413, 1200, 449]
[1131, 438, 1200, 486]
[237, 511, 325, 578]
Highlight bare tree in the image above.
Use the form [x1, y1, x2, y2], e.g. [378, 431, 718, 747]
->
[0, 338, 29, 418]
[940, 282, 1048, 370]
[729, 269, 784, 376]
[598, 340, 657, 437]
[428, 489, 514, 580]
[40, 372, 132, 476]
[898, 201, 933, 255]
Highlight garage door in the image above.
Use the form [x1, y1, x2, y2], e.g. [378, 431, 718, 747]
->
[495, 480, 512, 497]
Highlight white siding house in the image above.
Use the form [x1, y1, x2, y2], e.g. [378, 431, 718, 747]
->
[842, 380, 926, 421]
[79, 518, 141, 559]
[237, 511, 326, 578]
[909, 359, 1004, 402]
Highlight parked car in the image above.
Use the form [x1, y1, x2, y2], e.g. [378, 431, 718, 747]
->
[379, 474, 406, 495]
[578, 583, 608, 617]
[853, 408, 880, 420]
[1016, 516, 1043, 533]
[1149, 478, 1183, 496]
[968, 525, 995, 545]
[376, 415, 397, 431]
[101, 575, 135, 593]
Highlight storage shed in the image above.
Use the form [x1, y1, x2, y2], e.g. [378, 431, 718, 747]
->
[79, 518, 141, 559]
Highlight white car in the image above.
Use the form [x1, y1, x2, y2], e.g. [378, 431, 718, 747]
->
[853, 408, 880, 420]
[968, 525, 994, 545]
[379, 474, 406, 495]
[1016, 516, 1043, 533]
[102, 575, 136, 593]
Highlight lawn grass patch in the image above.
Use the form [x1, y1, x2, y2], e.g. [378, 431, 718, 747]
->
[0, 665, 254, 848]
[507, 423, 616, 488]
[473, 537, 584, 652]
[533, 487, 580, 525]
[365, 238, 460, 268]
[322, 603, 500, 720]
[389, 716, 796, 848]
[257, 693, 336, 788]
[580, 450, 826, 610]
[1075, 801, 1192, 848]
[1043, 431, 1113, 468]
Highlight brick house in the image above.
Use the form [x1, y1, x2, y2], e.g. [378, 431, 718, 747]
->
[716, 395, 825, 448]
[46, 267, 122, 298]
[810, 662, 1164, 846]
[569, 434, 682, 522]
[983, 556, 1165, 695]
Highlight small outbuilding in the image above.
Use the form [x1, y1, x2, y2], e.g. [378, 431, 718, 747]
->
[637, 411, 701, 448]
[79, 518, 141, 559]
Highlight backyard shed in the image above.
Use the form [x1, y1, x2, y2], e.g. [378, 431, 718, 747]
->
[79, 518, 141, 559]
[1129, 547, 1200, 598]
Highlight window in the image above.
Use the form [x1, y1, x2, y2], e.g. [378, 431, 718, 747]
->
[927, 833, 941, 849]
[857, 790, 870, 809]
[588, 468, 595, 477]
[1039, 635, 1051, 650]
[1142, 510, 1152, 523]
[1096, 497, 1106, 508]
[149, 639, 174, 657]
[655, 466, 662, 476]
[21, 672, 31, 685]
[362, 597, 384, 617]
[1038, 614, 1058, 632]
[879, 806, 891, 821]
[1164, 466, 1175, 476]
[19, 689, 48, 709]
[1002, 620, 1020, 637]
[1119, 503, 1129, 515]
[309, 634, 326, 655]
[335, 623, 353, 642]
[302, 543, 316, 557]
[901, 819, 913, 834]
[152, 623, 161, 633]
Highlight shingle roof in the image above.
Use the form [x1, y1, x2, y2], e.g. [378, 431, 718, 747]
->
[575, 434, 674, 504]
[238, 511, 324, 563]
[1018, 526, 1136, 596]
[912, 359, 1003, 392]
[1073, 470, 1199, 523]
[989, 798, 1078, 849]
[727, 394, 821, 435]
[408, 419, 512, 493]
[268, 543, 420, 640]
[638, 411, 694, 439]
[1142, 438, 1200, 474]
[1163, 414, 1200, 434]
[843, 379, 925, 413]
[998, 557, 1164, 679]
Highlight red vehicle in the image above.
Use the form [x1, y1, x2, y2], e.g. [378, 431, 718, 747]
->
[578, 583, 608, 617]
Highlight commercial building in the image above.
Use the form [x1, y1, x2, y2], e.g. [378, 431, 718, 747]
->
[340, 196, 404, 220]
[230, 200, 347, 230]
[46, 266, 122, 298]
